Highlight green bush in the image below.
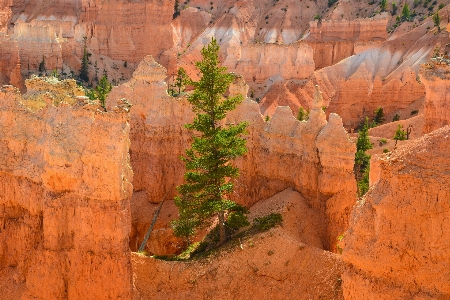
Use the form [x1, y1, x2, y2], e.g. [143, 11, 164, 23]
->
[393, 113, 400, 121]
[253, 213, 283, 231]
[226, 211, 250, 231]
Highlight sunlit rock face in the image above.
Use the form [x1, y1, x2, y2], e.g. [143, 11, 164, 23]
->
[420, 62, 450, 133]
[342, 125, 450, 300]
[0, 77, 134, 299]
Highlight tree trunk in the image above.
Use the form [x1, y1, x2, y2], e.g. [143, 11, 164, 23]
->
[218, 210, 226, 244]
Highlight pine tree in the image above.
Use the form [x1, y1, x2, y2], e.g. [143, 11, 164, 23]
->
[175, 67, 187, 95]
[433, 10, 441, 31]
[393, 113, 400, 121]
[393, 124, 406, 146]
[392, 2, 398, 15]
[373, 107, 385, 126]
[38, 56, 46, 75]
[95, 75, 112, 109]
[402, 3, 411, 21]
[380, 0, 387, 12]
[79, 37, 90, 83]
[172, 38, 248, 246]
[296, 107, 309, 121]
[354, 117, 373, 196]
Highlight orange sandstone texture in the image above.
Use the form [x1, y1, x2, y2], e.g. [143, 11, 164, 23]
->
[0, 78, 134, 299]
[420, 62, 450, 133]
[342, 125, 450, 299]
[78, 0, 174, 64]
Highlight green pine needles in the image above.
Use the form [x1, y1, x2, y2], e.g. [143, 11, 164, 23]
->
[355, 117, 373, 196]
[172, 38, 248, 246]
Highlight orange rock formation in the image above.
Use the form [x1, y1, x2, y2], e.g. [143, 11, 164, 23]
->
[342, 125, 450, 299]
[420, 61, 450, 133]
[0, 78, 133, 299]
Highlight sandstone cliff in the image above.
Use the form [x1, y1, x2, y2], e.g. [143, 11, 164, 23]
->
[342, 125, 450, 299]
[420, 61, 450, 133]
[78, 0, 174, 65]
[0, 77, 133, 299]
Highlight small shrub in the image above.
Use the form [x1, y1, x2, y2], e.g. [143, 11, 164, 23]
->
[373, 107, 385, 126]
[225, 205, 250, 231]
[380, 138, 388, 144]
[265, 115, 270, 122]
[393, 124, 407, 145]
[383, 148, 390, 153]
[253, 213, 283, 231]
[393, 113, 400, 121]
[336, 234, 345, 254]
[297, 107, 309, 121]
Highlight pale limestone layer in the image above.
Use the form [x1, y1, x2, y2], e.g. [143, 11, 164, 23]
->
[0, 78, 133, 299]
[342, 125, 450, 299]
[107, 57, 357, 253]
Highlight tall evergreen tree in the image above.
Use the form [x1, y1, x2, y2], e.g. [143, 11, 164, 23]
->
[80, 37, 90, 82]
[380, 0, 387, 12]
[433, 10, 441, 31]
[393, 124, 407, 146]
[355, 117, 373, 196]
[392, 2, 398, 15]
[96, 75, 112, 109]
[38, 56, 46, 75]
[373, 107, 385, 126]
[401, 3, 411, 21]
[175, 67, 187, 95]
[172, 38, 248, 245]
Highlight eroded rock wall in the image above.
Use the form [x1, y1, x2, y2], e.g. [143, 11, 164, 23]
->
[308, 17, 388, 42]
[0, 35, 22, 88]
[342, 125, 450, 299]
[0, 78, 133, 299]
[421, 62, 450, 133]
[78, 0, 174, 65]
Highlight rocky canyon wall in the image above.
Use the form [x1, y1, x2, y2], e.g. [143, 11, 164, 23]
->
[420, 61, 450, 133]
[0, 36, 22, 88]
[308, 17, 388, 42]
[78, 0, 174, 64]
[342, 125, 450, 299]
[0, 78, 133, 299]
[107, 56, 357, 251]
[13, 21, 63, 72]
